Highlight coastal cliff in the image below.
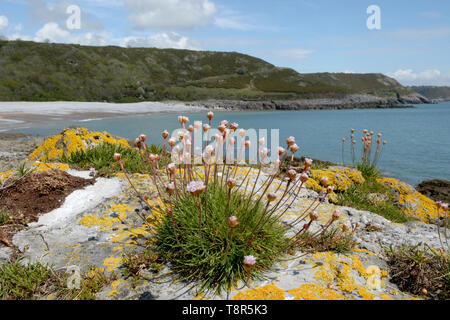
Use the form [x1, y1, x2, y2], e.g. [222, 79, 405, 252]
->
[0, 40, 429, 107]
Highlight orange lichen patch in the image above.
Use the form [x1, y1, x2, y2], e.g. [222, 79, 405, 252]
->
[311, 167, 365, 193]
[103, 256, 123, 272]
[30, 162, 70, 172]
[108, 279, 125, 297]
[377, 177, 439, 222]
[308, 251, 392, 300]
[352, 248, 375, 256]
[232, 284, 285, 300]
[0, 169, 16, 182]
[28, 127, 130, 161]
[78, 203, 134, 231]
[304, 167, 363, 204]
[288, 284, 348, 300]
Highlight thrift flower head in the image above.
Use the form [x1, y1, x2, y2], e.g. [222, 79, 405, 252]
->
[227, 178, 237, 189]
[287, 169, 297, 181]
[290, 144, 299, 153]
[320, 176, 329, 187]
[243, 255, 256, 270]
[166, 183, 175, 195]
[260, 147, 269, 160]
[228, 216, 239, 228]
[187, 181, 206, 196]
[309, 210, 319, 221]
[304, 158, 313, 167]
[162, 130, 169, 139]
[259, 137, 265, 146]
[286, 136, 295, 146]
[139, 134, 147, 142]
[300, 173, 309, 183]
[113, 153, 121, 161]
[267, 192, 277, 202]
[207, 111, 214, 120]
[167, 163, 177, 175]
[203, 124, 211, 132]
[168, 138, 176, 147]
[332, 209, 341, 221]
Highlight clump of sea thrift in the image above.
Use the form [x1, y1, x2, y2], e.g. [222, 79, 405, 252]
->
[115, 113, 348, 295]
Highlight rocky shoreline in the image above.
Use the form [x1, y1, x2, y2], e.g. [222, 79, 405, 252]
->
[0, 128, 448, 300]
[187, 93, 430, 111]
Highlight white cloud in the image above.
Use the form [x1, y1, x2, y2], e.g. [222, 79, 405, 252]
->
[275, 48, 314, 59]
[387, 69, 450, 86]
[34, 22, 70, 42]
[119, 32, 201, 50]
[33, 22, 109, 46]
[0, 15, 8, 30]
[125, 0, 217, 30]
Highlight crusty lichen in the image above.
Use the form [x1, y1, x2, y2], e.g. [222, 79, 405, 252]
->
[377, 177, 439, 222]
[232, 284, 285, 300]
[28, 127, 130, 161]
[304, 167, 365, 203]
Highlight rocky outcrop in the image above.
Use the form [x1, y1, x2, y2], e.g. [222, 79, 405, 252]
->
[377, 178, 440, 223]
[28, 128, 130, 161]
[188, 93, 430, 111]
[416, 179, 450, 203]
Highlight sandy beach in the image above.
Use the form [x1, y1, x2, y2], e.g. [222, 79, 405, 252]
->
[0, 101, 208, 132]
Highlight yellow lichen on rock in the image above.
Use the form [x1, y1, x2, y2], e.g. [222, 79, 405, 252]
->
[103, 256, 123, 272]
[232, 284, 285, 300]
[310, 167, 365, 193]
[304, 167, 364, 203]
[0, 169, 16, 182]
[31, 162, 70, 172]
[288, 284, 348, 300]
[28, 127, 130, 161]
[307, 251, 391, 300]
[377, 177, 439, 222]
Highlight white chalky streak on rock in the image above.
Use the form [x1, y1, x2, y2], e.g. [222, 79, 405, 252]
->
[26, 176, 123, 228]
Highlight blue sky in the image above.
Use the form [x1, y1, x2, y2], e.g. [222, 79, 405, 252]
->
[0, 0, 449, 85]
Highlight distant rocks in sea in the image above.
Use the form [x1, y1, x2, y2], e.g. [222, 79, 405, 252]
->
[416, 179, 450, 203]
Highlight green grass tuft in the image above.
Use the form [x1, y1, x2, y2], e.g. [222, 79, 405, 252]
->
[355, 162, 381, 180]
[154, 181, 289, 295]
[59, 143, 169, 176]
[338, 177, 411, 223]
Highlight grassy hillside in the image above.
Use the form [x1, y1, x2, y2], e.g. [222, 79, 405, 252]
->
[0, 40, 415, 103]
[409, 86, 450, 101]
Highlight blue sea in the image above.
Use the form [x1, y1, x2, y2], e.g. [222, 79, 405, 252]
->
[6, 102, 450, 186]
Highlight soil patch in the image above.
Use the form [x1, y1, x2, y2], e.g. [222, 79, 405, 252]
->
[0, 170, 95, 225]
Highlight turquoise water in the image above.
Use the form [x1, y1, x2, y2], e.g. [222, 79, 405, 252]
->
[8, 102, 450, 186]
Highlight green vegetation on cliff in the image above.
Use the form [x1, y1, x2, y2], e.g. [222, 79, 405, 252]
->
[409, 86, 450, 101]
[0, 40, 414, 102]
